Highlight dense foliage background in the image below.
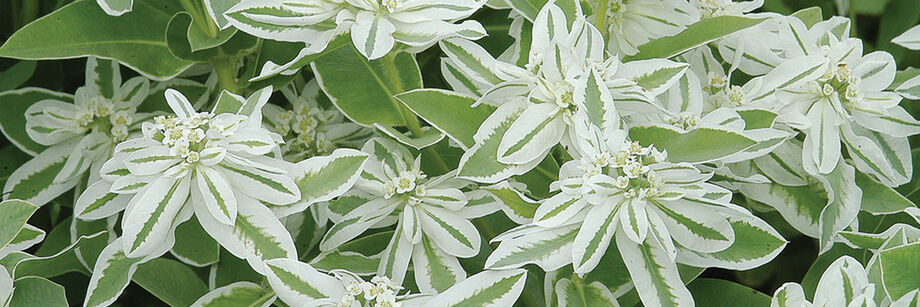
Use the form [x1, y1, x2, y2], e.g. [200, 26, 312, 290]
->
[1, 0, 920, 306]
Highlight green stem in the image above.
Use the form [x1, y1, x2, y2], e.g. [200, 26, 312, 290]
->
[594, 0, 609, 38]
[212, 56, 240, 94]
[381, 52, 450, 174]
[179, 0, 218, 38]
[19, 0, 39, 28]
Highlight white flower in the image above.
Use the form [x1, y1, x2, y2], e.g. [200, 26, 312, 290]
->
[73, 88, 301, 258]
[225, 0, 487, 67]
[589, 0, 699, 56]
[320, 137, 487, 293]
[263, 80, 371, 161]
[4, 57, 151, 206]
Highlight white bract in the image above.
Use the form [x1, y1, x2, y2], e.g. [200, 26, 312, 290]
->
[3, 57, 151, 207]
[320, 137, 492, 293]
[224, 0, 487, 81]
[771, 255, 876, 307]
[75, 87, 301, 258]
[588, 0, 698, 56]
[774, 17, 919, 186]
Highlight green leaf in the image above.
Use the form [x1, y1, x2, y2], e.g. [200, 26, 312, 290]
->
[0, 60, 36, 92]
[554, 277, 619, 307]
[134, 258, 210, 307]
[0, 146, 31, 190]
[72, 218, 114, 271]
[504, 0, 547, 21]
[737, 109, 778, 130]
[269, 149, 368, 217]
[625, 16, 767, 61]
[791, 7, 824, 28]
[687, 278, 771, 306]
[629, 126, 756, 163]
[0, 0, 194, 80]
[171, 217, 220, 267]
[8, 276, 68, 307]
[428, 269, 528, 307]
[312, 48, 421, 126]
[880, 243, 920, 299]
[678, 215, 787, 270]
[84, 238, 147, 307]
[483, 181, 540, 224]
[0, 88, 71, 156]
[396, 89, 496, 149]
[192, 282, 274, 307]
[856, 171, 916, 214]
[0, 200, 38, 250]
[13, 231, 107, 278]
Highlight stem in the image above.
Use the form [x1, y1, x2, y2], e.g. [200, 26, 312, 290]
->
[179, 0, 218, 38]
[212, 56, 240, 94]
[381, 52, 450, 173]
[19, 0, 39, 28]
[594, 0, 609, 38]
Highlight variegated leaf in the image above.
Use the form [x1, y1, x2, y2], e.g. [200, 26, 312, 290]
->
[191, 282, 275, 307]
[263, 258, 345, 305]
[415, 269, 528, 307]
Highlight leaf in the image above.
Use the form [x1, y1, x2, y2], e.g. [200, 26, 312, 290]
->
[414, 235, 466, 293]
[791, 6, 824, 28]
[134, 258, 209, 307]
[8, 276, 68, 307]
[0, 88, 71, 156]
[687, 278, 771, 306]
[458, 101, 546, 183]
[554, 277, 619, 307]
[629, 125, 756, 163]
[483, 181, 539, 224]
[194, 194, 296, 274]
[192, 282, 274, 307]
[311, 48, 421, 126]
[263, 258, 344, 305]
[895, 73, 920, 99]
[375, 124, 445, 150]
[677, 215, 787, 270]
[817, 161, 862, 253]
[0, 61, 36, 92]
[879, 243, 920, 300]
[0, 0, 194, 80]
[396, 89, 496, 150]
[170, 217, 220, 267]
[12, 231, 107, 278]
[121, 176, 190, 257]
[270, 148, 368, 217]
[0, 200, 38, 250]
[625, 16, 767, 61]
[83, 238, 153, 307]
[856, 171, 916, 214]
[486, 224, 578, 271]
[892, 23, 920, 50]
[422, 269, 528, 307]
[616, 231, 693, 307]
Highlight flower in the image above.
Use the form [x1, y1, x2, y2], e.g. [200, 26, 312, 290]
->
[263, 80, 371, 161]
[4, 57, 152, 206]
[225, 0, 487, 70]
[319, 137, 486, 293]
[774, 16, 919, 186]
[74, 88, 301, 258]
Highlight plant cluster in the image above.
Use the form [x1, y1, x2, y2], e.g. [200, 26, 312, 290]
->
[1, 0, 920, 306]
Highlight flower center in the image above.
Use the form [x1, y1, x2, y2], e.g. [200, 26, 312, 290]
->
[75, 95, 134, 141]
[338, 275, 401, 307]
[815, 63, 862, 104]
[272, 103, 338, 156]
[381, 0, 399, 13]
[668, 112, 700, 130]
[150, 112, 214, 164]
[383, 169, 428, 203]
[607, 142, 668, 199]
[606, 0, 628, 24]
[694, 0, 733, 18]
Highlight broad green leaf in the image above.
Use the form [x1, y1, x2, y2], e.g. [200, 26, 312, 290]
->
[397, 89, 497, 149]
[310, 250, 380, 276]
[505, 0, 547, 21]
[171, 217, 220, 267]
[270, 148, 368, 217]
[195, 194, 296, 274]
[740, 181, 825, 238]
[880, 243, 920, 299]
[134, 258, 210, 307]
[856, 171, 916, 214]
[425, 269, 528, 307]
[0, 200, 38, 250]
[192, 282, 274, 307]
[616, 231, 693, 307]
[687, 278, 770, 306]
[211, 249, 263, 288]
[0, 88, 70, 156]
[791, 7, 823, 27]
[0, 61, 36, 92]
[737, 109, 778, 130]
[0, 224, 44, 256]
[8, 276, 68, 307]
[72, 217, 115, 271]
[629, 126, 755, 163]
[13, 231, 107, 278]
[166, 12, 258, 62]
[0, 146, 30, 191]
[0, 0, 194, 80]
[311, 48, 421, 126]
[625, 16, 767, 61]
